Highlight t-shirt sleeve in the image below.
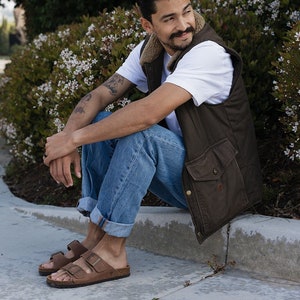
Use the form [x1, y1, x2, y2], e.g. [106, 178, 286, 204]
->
[165, 41, 233, 106]
[116, 40, 148, 93]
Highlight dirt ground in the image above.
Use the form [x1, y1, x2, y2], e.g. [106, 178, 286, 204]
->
[3, 160, 167, 207]
[3, 158, 300, 219]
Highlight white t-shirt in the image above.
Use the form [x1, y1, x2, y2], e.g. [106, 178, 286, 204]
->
[116, 40, 233, 135]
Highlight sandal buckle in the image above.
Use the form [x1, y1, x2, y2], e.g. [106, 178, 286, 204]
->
[85, 251, 102, 267]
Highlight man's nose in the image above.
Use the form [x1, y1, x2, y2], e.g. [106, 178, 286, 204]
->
[176, 16, 188, 31]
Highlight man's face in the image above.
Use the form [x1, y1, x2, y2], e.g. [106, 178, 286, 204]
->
[141, 0, 196, 55]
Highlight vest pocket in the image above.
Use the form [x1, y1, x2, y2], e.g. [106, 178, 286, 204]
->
[184, 138, 249, 240]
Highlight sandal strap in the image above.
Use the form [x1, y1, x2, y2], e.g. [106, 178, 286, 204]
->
[67, 240, 88, 257]
[62, 263, 87, 279]
[51, 252, 71, 269]
[81, 250, 118, 275]
[48, 241, 87, 271]
[50, 251, 64, 259]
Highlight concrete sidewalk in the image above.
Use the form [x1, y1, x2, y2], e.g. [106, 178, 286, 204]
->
[0, 138, 299, 299]
[0, 58, 10, 74]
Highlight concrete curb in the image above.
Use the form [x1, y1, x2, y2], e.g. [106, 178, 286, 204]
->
[14, 203, 300, 283]
[228, 215, 300, 282]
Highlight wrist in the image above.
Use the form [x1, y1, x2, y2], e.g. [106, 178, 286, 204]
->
[71, 130, 82, 149]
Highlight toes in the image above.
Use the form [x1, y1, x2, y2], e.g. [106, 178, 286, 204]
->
[51, 271, 71, 282]
[41, 261, 54, 269]
[49, 269, 63, 280]
[61, 273, 71, 282]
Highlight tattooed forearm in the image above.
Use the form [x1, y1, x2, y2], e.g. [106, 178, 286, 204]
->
[81, 93, 92, 103]
[74, 93, 92, 114]
[103, 74, 125, 96]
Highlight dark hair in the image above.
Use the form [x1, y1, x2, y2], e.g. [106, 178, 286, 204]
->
[137, 0, 157, 22]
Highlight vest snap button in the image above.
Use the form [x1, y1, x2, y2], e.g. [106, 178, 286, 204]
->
[186, 190, 192, 196]
[213, 168, 218, 175]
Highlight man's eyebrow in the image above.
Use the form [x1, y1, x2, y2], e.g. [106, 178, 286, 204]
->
[160, 3, 192, 21]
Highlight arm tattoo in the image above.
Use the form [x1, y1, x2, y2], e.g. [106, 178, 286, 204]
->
[74, 93, 92, 114]
[102, 74, 125, 96]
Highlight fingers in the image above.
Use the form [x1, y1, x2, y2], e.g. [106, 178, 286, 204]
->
[43, 155, 51, 167]
[43, 132, 75, 166]
[49, 157, 74, 188]
[73, 153, 82, 179]
[47, 151, 81, 187]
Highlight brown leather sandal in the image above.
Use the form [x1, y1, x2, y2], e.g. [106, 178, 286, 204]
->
[46, 250, 130, 288]
[38, 240, 88, 276]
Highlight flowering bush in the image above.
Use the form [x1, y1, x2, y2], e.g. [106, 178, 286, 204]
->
[0, 2, 299, 167]
[0, 2, 299, 213]
[272, 21, 300, 162]
[0, 7, 145, 162]
[195, 0, 300, 137]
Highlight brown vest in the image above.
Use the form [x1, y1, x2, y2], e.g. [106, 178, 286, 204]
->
[141, 22, 262, 243]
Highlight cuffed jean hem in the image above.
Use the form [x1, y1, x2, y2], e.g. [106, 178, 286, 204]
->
[77, 196, 98, 216]
[77, 197, 134, 237]
[90, 207, 134, 238]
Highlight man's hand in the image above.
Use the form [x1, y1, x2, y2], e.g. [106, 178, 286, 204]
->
[44, 131, 77, 167]
[48, 151, 81, 187]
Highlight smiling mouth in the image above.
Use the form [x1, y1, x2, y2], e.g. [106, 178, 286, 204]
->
[170, 27, 194, 40]
[177, 32, 190, 39]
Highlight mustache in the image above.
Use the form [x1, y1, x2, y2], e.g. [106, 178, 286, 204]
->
[169, 26, 195, 39]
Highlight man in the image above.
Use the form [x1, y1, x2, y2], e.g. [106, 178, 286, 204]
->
[40, 0, 261, 288]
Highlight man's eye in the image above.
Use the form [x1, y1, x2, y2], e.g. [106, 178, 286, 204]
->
[164, 17, 174, 22]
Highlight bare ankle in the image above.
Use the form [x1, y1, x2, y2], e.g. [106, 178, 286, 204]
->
[82, 221, 105, 249]
[95, 234, 127, 258]
[91, 234, 127, 269]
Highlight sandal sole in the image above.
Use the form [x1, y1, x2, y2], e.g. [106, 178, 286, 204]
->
[46, 270, 130, 288]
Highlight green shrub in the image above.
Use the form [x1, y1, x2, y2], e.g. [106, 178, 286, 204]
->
[0, 3, 299, 211]
[14, 0, 137, 41]
[271, 21, 300, 162]
[0, 7, 145, 162]
[195, 0, 300, 138]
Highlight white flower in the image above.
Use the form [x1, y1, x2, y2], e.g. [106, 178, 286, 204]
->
[53, 118, 65, 132]
[0, 76, 11, 88]
[0, 119, 17, 139]
[37, 81, 53, 94]
[285, 106, 295, 117]
[84, 75, 95, 86]
[292, 122, 299, 133]
[33, 33, 48, 50]
[24, 136, 34, 147]
[58, 28, 70, 39]
[87, 24, 96, 36]
[105, 104, 115, 111]
[289, 11, 300, 24]
[117, 98, 131, 107]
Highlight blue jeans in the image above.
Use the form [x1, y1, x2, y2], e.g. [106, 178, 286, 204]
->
[77, 111, 187, 237]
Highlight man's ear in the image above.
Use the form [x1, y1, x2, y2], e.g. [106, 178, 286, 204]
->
[140, 17, 154, 34]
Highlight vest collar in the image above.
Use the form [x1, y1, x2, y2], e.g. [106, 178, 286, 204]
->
[140, 11, 205, 71]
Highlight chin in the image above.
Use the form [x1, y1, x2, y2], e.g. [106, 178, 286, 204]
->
[175, 40, 192, 51]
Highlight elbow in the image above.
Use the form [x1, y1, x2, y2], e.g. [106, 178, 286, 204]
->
[143, 111, 159, 126]
[135, 101, 164, 129]
[142, 110, 164, 129]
